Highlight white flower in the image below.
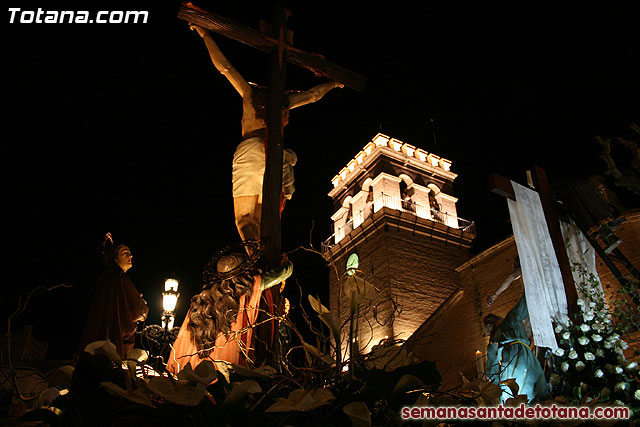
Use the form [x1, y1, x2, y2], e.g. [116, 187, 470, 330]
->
[584, 352, 595, 361]
[561, 361, 570, 372]
[577, 299, 585, 306]
[627, 362, 638, 370]
[620, 340, 629, 350]
[615, 366, 624, 374]
[582, 312, 595, 322]
[615, 347, 624, 356]
[591, 323, 603, 332]
[555, 324, 563, 333]
[562, 331, 571, 340]
[608, 333, 620, 342]
[617, 354, 627, 364]
[589, 301, 597, 308]
[594, 369, 604, 378]
[591, 334, 602, 342]
[568, 350, 578, 360]
[554, 348, 565, 357]
[575, 361, 586, 372]
[578, 336, 590, 346]
[579, 324, 590, 332]
[614, 382, 628, 392]
[596, 349, 605, 357]
[604, 341, 613, 349]
[635, 390, 640, 400]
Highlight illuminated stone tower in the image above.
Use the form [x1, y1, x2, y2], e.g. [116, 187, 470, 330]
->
[323, 133, 475, 355]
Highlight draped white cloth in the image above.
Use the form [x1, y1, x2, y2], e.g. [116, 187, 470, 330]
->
[560, 220, 607, 310]
[507, 181, 567, 350]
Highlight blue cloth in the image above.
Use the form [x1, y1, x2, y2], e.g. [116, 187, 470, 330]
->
[485, 295, 549, 403]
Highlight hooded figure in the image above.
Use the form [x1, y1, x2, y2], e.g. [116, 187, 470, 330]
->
[80, 233, 148, 358]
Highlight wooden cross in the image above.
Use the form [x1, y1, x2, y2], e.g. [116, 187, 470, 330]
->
[178, 3, 366, 363]
[489, 166, 579, 317]
[178, 3, 366, 269]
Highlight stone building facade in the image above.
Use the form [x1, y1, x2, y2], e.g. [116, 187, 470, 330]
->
[323, 133, 475, 356]
[323, 133, 639, 390]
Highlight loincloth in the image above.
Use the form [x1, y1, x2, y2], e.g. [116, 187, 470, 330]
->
[232, 136, 297, 203]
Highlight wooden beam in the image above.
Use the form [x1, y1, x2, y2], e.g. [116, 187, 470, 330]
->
[261, 6, 286, 273]
[178, 2, 367, 91]
[531, 166, 578, 317]
[255, 5, 288, 367]
[489, 172, 515, 200]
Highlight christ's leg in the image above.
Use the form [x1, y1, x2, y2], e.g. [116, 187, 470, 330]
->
[234, 195, 261, 244]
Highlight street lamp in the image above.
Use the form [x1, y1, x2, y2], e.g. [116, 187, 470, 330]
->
[162, 278, 180, 331]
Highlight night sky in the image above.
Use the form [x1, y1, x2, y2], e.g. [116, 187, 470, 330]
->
[5, 2, 638, 359]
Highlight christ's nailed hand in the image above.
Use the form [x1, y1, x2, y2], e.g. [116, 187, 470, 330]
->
[189, 24, 208, 38]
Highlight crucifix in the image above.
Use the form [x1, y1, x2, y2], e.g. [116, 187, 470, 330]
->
[178, 2, 366, 362]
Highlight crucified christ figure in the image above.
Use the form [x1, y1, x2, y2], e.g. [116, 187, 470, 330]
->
[190, 25, 343, 244]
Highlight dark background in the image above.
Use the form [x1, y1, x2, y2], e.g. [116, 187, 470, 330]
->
[4, 2, 638, 360]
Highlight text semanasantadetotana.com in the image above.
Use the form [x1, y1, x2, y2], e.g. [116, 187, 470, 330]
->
[8, 8, 148, 24]
[401, 404, 630, 420]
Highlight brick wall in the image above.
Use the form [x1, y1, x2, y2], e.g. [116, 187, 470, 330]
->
[405, 210, 639, 388]
[404, 236, 521, 388]
[328, 223, 471, 356]
[594, 211, 640, 359]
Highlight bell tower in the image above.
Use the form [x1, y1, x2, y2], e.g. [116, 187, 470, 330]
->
[323, 133, 475, 355]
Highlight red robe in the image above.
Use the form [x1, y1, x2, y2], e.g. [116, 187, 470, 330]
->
[80, 264, 148, 358]
[167, 276, 263, 375]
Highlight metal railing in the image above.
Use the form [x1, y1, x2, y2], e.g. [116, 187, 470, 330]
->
[321, 193, 475, 253]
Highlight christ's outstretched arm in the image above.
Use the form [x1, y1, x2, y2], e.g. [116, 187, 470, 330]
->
[190, 25, 251, 98]
[288, 81, 343, 109]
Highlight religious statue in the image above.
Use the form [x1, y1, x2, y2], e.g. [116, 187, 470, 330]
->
[167, 242, 292, 375]
[190, 25, 343, 244]
[484, 259, 549, 404]
[80, 233, 148, 359]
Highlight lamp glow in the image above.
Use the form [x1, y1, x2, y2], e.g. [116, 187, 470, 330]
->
[162, 293, 178, 312]
[165, 278, 179, 292]
[161, 278, 180, 330]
